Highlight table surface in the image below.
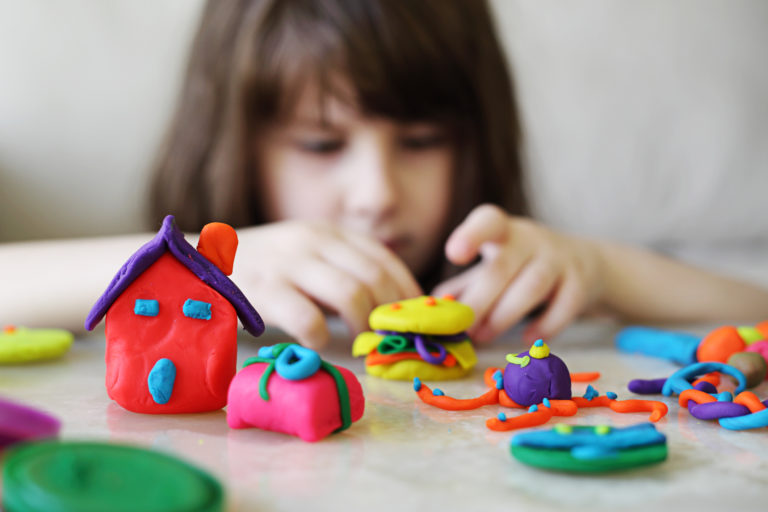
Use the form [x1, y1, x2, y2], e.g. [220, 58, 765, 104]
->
[3, 320, 768, 512]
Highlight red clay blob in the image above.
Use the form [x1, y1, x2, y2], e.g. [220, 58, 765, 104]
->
[105, 253, 238, 413]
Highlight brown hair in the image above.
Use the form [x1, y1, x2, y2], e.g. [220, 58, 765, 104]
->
[151, 0, 527, 283]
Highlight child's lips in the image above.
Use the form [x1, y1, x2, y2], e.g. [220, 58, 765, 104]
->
[380, 236, 408, 253]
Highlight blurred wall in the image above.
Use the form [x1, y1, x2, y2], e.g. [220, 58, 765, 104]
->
[1, 1, 767, 280]
[0, 0, 204, 240]
[493, 1, 768, 242]
[492, 0, 768, 281]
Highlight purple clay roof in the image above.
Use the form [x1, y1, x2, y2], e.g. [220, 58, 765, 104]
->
[85, 215, 264, 337]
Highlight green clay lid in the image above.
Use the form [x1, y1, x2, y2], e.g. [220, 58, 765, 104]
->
[2, 441, 224, 512]
[510, 442, 668, 473]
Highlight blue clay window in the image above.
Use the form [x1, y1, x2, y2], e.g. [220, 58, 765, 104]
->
[183, 299, 212, 320]
[134, 299, 159, 317]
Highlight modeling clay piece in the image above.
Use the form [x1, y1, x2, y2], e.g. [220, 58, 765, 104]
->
[615, 326, 700, 365]
[630, 361, 768, 430]
[414, 340, 667, 431]
[227, 343, 364, 442]
[85, 215, 264, 414]
[510, 423, 667, 473]
[503, 339, 571, 405]
[352, 295, 477, 380]
[2, 441, 224, 512]
[727, 352, 767, 388]
[615, 322, 768, 370]
[0, 397, 60, 450]
[0, 326, 73, 364]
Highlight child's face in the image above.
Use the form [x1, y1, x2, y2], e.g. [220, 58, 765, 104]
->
[256, 82, 454, 277]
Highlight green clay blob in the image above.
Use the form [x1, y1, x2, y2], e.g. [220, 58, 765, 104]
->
[510, 442, 668, 473]
[510, 424, 667, 473]
[2, 441, 223, 512]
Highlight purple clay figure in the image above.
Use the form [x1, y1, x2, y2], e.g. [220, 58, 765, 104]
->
[503, 339, 572, 406]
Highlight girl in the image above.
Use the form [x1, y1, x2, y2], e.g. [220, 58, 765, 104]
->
[149, 0, 768, 348]
[3, 0, 768, 348]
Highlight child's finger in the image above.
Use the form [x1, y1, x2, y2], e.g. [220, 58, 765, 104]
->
[291, 259, 375, 336]
[318, 240, 402, 306]
[454, 255, 528, 338]
[251, 281, 330, 349]
[430, 265, 478, 299]
[445, 204, 510, 265]
[475, 259, 559, 342]
[523, 274, 586, 343]
[342, 230, 422, 298]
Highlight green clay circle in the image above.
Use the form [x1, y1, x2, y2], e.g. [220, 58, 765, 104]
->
[2, 441, 223, 512]
[510, 443, 668, 473]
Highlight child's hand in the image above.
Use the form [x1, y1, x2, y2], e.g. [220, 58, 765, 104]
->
[233, 221, 422, 349]
[432, 204, 604, 344]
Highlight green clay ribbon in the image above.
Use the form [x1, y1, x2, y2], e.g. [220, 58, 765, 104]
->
[242, 342, 293, 401]
[321, 361, 353, 432]
[242, 345, 353, 433]
[377, 335, 414, 355]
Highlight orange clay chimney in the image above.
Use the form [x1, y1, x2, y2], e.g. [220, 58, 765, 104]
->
[197, 222, 238, 276]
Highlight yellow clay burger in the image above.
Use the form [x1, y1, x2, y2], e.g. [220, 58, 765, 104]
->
[352, 295, 477, 380]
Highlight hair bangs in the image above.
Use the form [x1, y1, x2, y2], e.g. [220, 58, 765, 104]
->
[244, 0, 476, 127]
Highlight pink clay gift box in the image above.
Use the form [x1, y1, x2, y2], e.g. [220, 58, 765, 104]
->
[85, 216, 264, 414]
[227, 343, 365, 442]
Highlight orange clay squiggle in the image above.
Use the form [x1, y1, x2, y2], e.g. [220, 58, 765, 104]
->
[734, 391, 767, 414]
[414, 365, 668, 431]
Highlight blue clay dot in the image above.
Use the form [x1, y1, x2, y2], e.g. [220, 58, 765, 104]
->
[606, 392, 618, 400]
[497, 413, 507, 422]
[583, 385, 599, 400]
[413, 377, 422, 391]
[433, 388, 444, 396]
[534, 339, 544, 347]
[528, 405, 538, 412]
[493, 370, 504, 389]
[542, 398, 551, 408]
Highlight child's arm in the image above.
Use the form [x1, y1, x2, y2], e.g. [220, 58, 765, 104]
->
[0, 234, 153, 333]
[0, 222, 422, 348]
[434, 204, 768, 344]
[593, 241, 768, 324]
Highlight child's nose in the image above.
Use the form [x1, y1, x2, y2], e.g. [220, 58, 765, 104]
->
[344, 140, 398, 219]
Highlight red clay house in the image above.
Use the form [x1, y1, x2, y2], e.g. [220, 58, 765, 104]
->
[85, 215, 264, 414]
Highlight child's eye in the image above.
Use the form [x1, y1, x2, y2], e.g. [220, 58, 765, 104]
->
[296, 139, 345, 154]
[399, 126, 448, 150]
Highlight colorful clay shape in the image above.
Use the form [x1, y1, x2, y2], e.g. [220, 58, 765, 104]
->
[415, 339, 667, 432]
[510, 423, 668, 473]
[85, 215, 264, 414]
[352, 295, 477, 380]
[227, 343, 365, 442]
[0, 397, 60, 450]
[615, 326, 700, 365]
[2, 441, 223, 512]
[503, 339, 571, 406]
[615, 322, 768, 368]
[630, 362, 768, 431]
[0, 326, 73, 364]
